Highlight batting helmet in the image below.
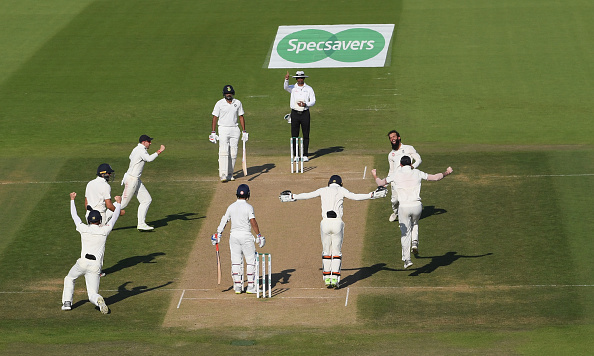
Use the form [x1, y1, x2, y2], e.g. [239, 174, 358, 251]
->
[236, 184, 250, 199]
[97, 163, 115, 182]
[222, 85, 235, 95]
[86, 205, 102, 224]
[328, 175, 343, 186]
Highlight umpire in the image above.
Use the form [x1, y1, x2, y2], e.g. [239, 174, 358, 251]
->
[284, 70, 316, 162]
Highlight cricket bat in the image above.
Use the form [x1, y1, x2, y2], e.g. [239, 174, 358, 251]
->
[242, 140, 248, 176]
[216, 243, 221, 285]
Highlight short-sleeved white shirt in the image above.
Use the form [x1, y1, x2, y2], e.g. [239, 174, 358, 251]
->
[126, 143, 159, 178]
[217, 199, 255, 234]
[212, 98, 244, 127]
[388, 144, 421, 174]
[385, 166, 428, 206]
[293, 184, 370, 219]
[85, 176, 111, 213]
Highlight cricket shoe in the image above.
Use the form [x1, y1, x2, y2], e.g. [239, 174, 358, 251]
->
[403, 260, 413, 269]
[96, 296, 109, 314]
[302, 156, 309, 162]
[324, 276, 332, 287]
[234, 285, 243, 294]
[331, 276, 339, 289]
[229, 176, 235, 181]
[220, 175, 228, 183]
[389, 212, 398, 222]
[137, 223, 154, 231]
[411, 241, 419, 255]
[246, 286, 256, 294]
[61, 301, 72, 311]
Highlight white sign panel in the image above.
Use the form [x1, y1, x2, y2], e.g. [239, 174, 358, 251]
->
[268, 24, 395, 68]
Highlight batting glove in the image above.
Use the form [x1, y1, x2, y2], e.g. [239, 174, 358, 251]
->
[209, 132, 218, 144]
[211, 233, 220, 245]
[242, 131, 249, 142]
[256, 233, 266, 248]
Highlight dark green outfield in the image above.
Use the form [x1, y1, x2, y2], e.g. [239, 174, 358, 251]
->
[0, 0, 593, 354]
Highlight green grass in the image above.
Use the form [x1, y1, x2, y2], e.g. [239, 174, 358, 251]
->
[0, 0, 593, 354]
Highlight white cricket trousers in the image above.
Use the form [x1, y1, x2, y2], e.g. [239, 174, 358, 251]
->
[229, 232, 256, 292]
[62, 258, 103, 306]
[320, 218, 345, 279]
[218, 126, 240, 179]
[398, 202, 422, 262]
[390, 181, 399, 212]
[121, 175, 152, 226]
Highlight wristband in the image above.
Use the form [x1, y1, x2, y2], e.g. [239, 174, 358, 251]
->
[257, 233, 262, 238]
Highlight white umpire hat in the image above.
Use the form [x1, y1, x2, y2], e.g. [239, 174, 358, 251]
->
[292, 70, 309, 78]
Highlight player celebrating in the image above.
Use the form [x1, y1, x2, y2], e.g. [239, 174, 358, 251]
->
[279, 175, 387, 288]
[386, 130, 422, 222]
[211, 184, 265, 294]
[372, 156, 453, 269]
[61, 192, 122, 314]
[121, 135, 165, 231]
[85, 163, 125, 225]
[210, 85, 248, 182]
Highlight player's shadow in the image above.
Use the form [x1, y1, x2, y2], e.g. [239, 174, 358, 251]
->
[420, 205, 447, 220]
[113, 212, 204, 231]
[244, 163, 275, 181]
[105, 281, 174, 305]
[338, 263, 399, 288]
[272, 268, 295, 288]
[310, 146, 345, 160]
[101, 252, 166, 275]
[408, 251, 493, 276]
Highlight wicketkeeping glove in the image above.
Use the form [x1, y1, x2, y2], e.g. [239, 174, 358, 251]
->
[255, 233, 266, 248]
[242, 131, 249, 142]
[211, 233, 220, 245]
[209, 132, 219, 144]
[279, 190, 296, 202]
[370, 186, 388, 199]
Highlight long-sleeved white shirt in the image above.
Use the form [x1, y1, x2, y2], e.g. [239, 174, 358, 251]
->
[293, 183, 371, 219]
[388, 144, 422, 174]
[284, 80, 316, 112]
[385, 166, 428, 206]
[71, 200, 121, 266]
[217, 199, 255, 235]
[126, 143, 159, 178]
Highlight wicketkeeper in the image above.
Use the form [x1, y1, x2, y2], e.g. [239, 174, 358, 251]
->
[279, 175, 387, 288]
[211, 184, 266, 294]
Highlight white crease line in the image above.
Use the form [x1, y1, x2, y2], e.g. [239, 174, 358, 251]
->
[345, 287, 350, 307]
[482, 174, 594, 179]
[247, 95, 269, 98]
[177, 289, 185, 309]
[363, 166, 367, 179]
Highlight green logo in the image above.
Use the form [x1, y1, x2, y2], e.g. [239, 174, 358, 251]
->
[277, 28, 385, 63]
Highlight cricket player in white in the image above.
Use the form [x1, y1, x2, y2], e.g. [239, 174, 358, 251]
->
[386, 130, 422, 222]
[210, 85, 248, 182]
[284, 71, 316, 161]
[279, 176, 387, 288]
[121, 134, 165, 231]
[372, 156, 453, 269]
[85, 163, 124, 225]
[211, 184, 265, 294]
[61, 192, 122, 314]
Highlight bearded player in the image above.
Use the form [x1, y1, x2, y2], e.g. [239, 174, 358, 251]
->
[386, 130, 422, 222]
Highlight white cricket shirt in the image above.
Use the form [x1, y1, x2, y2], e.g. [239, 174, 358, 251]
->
[388, 144, 422, 174]
[385, 166, 428, 206]
[85, 176, 111, 213]
[217, 199, 255, 234]
[126, 143, 159, 178]
[293, 183, 370, 219]
[212, 98, 244, 127]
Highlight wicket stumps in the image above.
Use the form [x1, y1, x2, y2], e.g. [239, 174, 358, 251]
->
[290, 137, 304, 173]
[255, 253, 272, 298]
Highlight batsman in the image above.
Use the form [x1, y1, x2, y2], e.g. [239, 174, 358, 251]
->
[211, 184, 266, 294]
[279, 175, 387, 288]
